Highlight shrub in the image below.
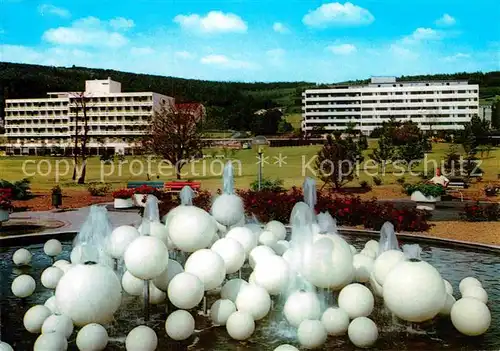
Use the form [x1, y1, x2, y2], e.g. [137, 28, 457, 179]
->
[0, 190, 13, 211]
[395, 177, 406, 185]
[87, 182, 111, 197]
[403, 183, 446, 198]
[250, 178, 284, 192]
[484, 183, 500, 197]
[52, 185, 62, 195]
[0, 178, 32, 200]
[373, 176, 382, 186]
[134, 185, 162, 196]
[359, 180, 371, 189]
[460, 203, 500, 222]
[154, 190, 213, 218]
[112, 189, 134, 199]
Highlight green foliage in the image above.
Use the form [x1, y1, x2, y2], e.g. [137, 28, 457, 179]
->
[0, 178, 32, 200]
[443, 144, 462, 177]
[250, 177, 284, 192]
[87, 182, 111, 196]
[358, 135, 368, 150]
[372, 176, 382, 186]
[461, 202, 500, 222]
[396, 177, 406, 185]
[277, 119, 294, 134]
[51, 185, 62, 195]
[315, 134, 364, 189]
[359, 180, 371, 189]
[403, 183, 446, 197]
[251, 109, 284, 135]
[491, 98, 500, 130]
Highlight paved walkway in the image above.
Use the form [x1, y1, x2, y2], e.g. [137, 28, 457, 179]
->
[8, 203, 142, 235]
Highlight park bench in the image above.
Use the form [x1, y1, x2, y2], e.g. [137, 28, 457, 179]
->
[165, 181, 201, 193]
[126, 181, 165, 189]
[446, 177, 468, 202]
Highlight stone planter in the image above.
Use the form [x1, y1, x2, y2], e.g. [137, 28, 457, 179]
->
[410, 191, 440, 211]
[133, 194, 147, 207]
[0, 209, 9, 223]
[114, 198, 134, 209]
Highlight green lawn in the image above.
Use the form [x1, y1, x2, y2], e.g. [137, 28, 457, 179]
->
[0, 142, 498, 192]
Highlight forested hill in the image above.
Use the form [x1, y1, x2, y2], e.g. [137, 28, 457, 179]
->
[1, 62, 499, 130]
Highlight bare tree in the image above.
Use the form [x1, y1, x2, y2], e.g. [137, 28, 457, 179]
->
[69, 92, 92, 183]
[142, 102, 205, 180]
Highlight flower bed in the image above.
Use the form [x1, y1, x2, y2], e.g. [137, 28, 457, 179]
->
[238, 188, 431, 232]
[460, 202, 500, 222]
[154, 190, 213, 218]
[0, 189, 13, 222]
[112, 189, 135, 199]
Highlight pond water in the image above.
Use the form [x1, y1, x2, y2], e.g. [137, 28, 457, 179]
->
[0, 233, 499, 350]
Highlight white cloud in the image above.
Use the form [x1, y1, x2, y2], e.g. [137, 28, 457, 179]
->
[110, 17, 135, 31]
[436, 14, 456, 27]
[327, 43, 357, 55]
[389, 44, 418, 59]
[42, 16, 132, 47]
[444, 53, 470, 61]
[303, 2, 374, 27]
[273, 22, 289, 33]
[402, 27, 441, 44]
[174, 11, 247, 34]
[266, 48, 286, 65]
[38, 4, 70, 18]
[175, 51, 195, 59]
[131, 47, 154, 55]
[200, 54, 257, 69]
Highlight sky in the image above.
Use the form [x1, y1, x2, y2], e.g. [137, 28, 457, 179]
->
[0, 0, 499, 83]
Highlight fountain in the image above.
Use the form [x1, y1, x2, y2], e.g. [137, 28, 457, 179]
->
[0, 175, 498, 350]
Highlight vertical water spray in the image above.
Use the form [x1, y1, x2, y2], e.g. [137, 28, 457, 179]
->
[378, 222, 399, 257]
[302, 177, 317, 212]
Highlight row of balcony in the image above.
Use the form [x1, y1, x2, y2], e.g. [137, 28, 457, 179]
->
[304, 93, 478, 102]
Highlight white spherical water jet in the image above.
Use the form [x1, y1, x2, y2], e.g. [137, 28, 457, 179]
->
[369, 272, 384, 297]
[360, 248, 377, 260]
[349, 245, 357, 255]
[353, 253, 375, 283]
[443, 279, 454, 295]
[451, 298, 491, 336]
[152, 259, 184, 291]
[41, 266, 64, 289]
[0, 341, 14, 351]
[41, 314, 74, 338]
[365, 240, 380, 253]
[76, 323, 108, 351]
[439, 293, 456, 316]
[462, 285, 488, 304]
[122, 270, 144, 296]
[149, 220, 170, 245]
[348, 317, 378, 348]
[265, 220, 287, 240]
[33, 332, 67, 351]
[259, 230, 278, 247]
[226, 226, 258, 255]
[55, 262, 122, 326]
[23, 305, 52, 333]
[13, 248, 32, 266]
[107, 225, 140, 259]
[44, 239, 62, 257]
[148, 282, 167, 304]
[210, 299, 236, 326]
[221, 278, 249, 302]
[165, 310, 195, 341]
[274, 345, 299, 351]
[235, 284, 271, 321]
[321, 307, 350, 336]
[211, 238, 246, 274]
[167, 272, 204, 309]
[272, 240, 290, 256]
[338, 283, 374, 319]
[248, 245, 276, 269]
[167, 206, 216, 252]
[283, 291, 322, 328]
[297, 319, 328, 349]
[254, 255, 290, 295]
[125, 325, 158, 351]
[44, 296, 60, 314]
[53, 259, 71, 270]
[383, 259, 446, 323]
[185, 249, 226, 291]
[12, 274, 36, 298]
[373, 249, 406, 286]
[226, 311, 255, 340]
[124, 236, 169, 280]
[211, 193, 245, 227]
[459, 277, 482, 294]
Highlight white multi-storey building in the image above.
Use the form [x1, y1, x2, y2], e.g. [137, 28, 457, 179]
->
[3, 78, 175, 154]
[302, 77, 479, 135]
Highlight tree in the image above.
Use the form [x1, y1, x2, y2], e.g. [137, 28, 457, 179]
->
[251, 108, 283, 135]
[69, 92, 92, 184]
[491, 99, 500, 130]
[370, 134, 394, 174]
[142, 102, 205, 180]
[392, 121, 430, 166]
[358, 134, 368, 150]
[315, 133, 364, 189]
[277, 119, 293, 134]
[0, 125, 5, 134]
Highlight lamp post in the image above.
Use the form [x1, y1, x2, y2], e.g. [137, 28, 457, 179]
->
[252, 136, 269, 191]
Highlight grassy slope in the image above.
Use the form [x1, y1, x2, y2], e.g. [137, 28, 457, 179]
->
[1, 142, 498, 192]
